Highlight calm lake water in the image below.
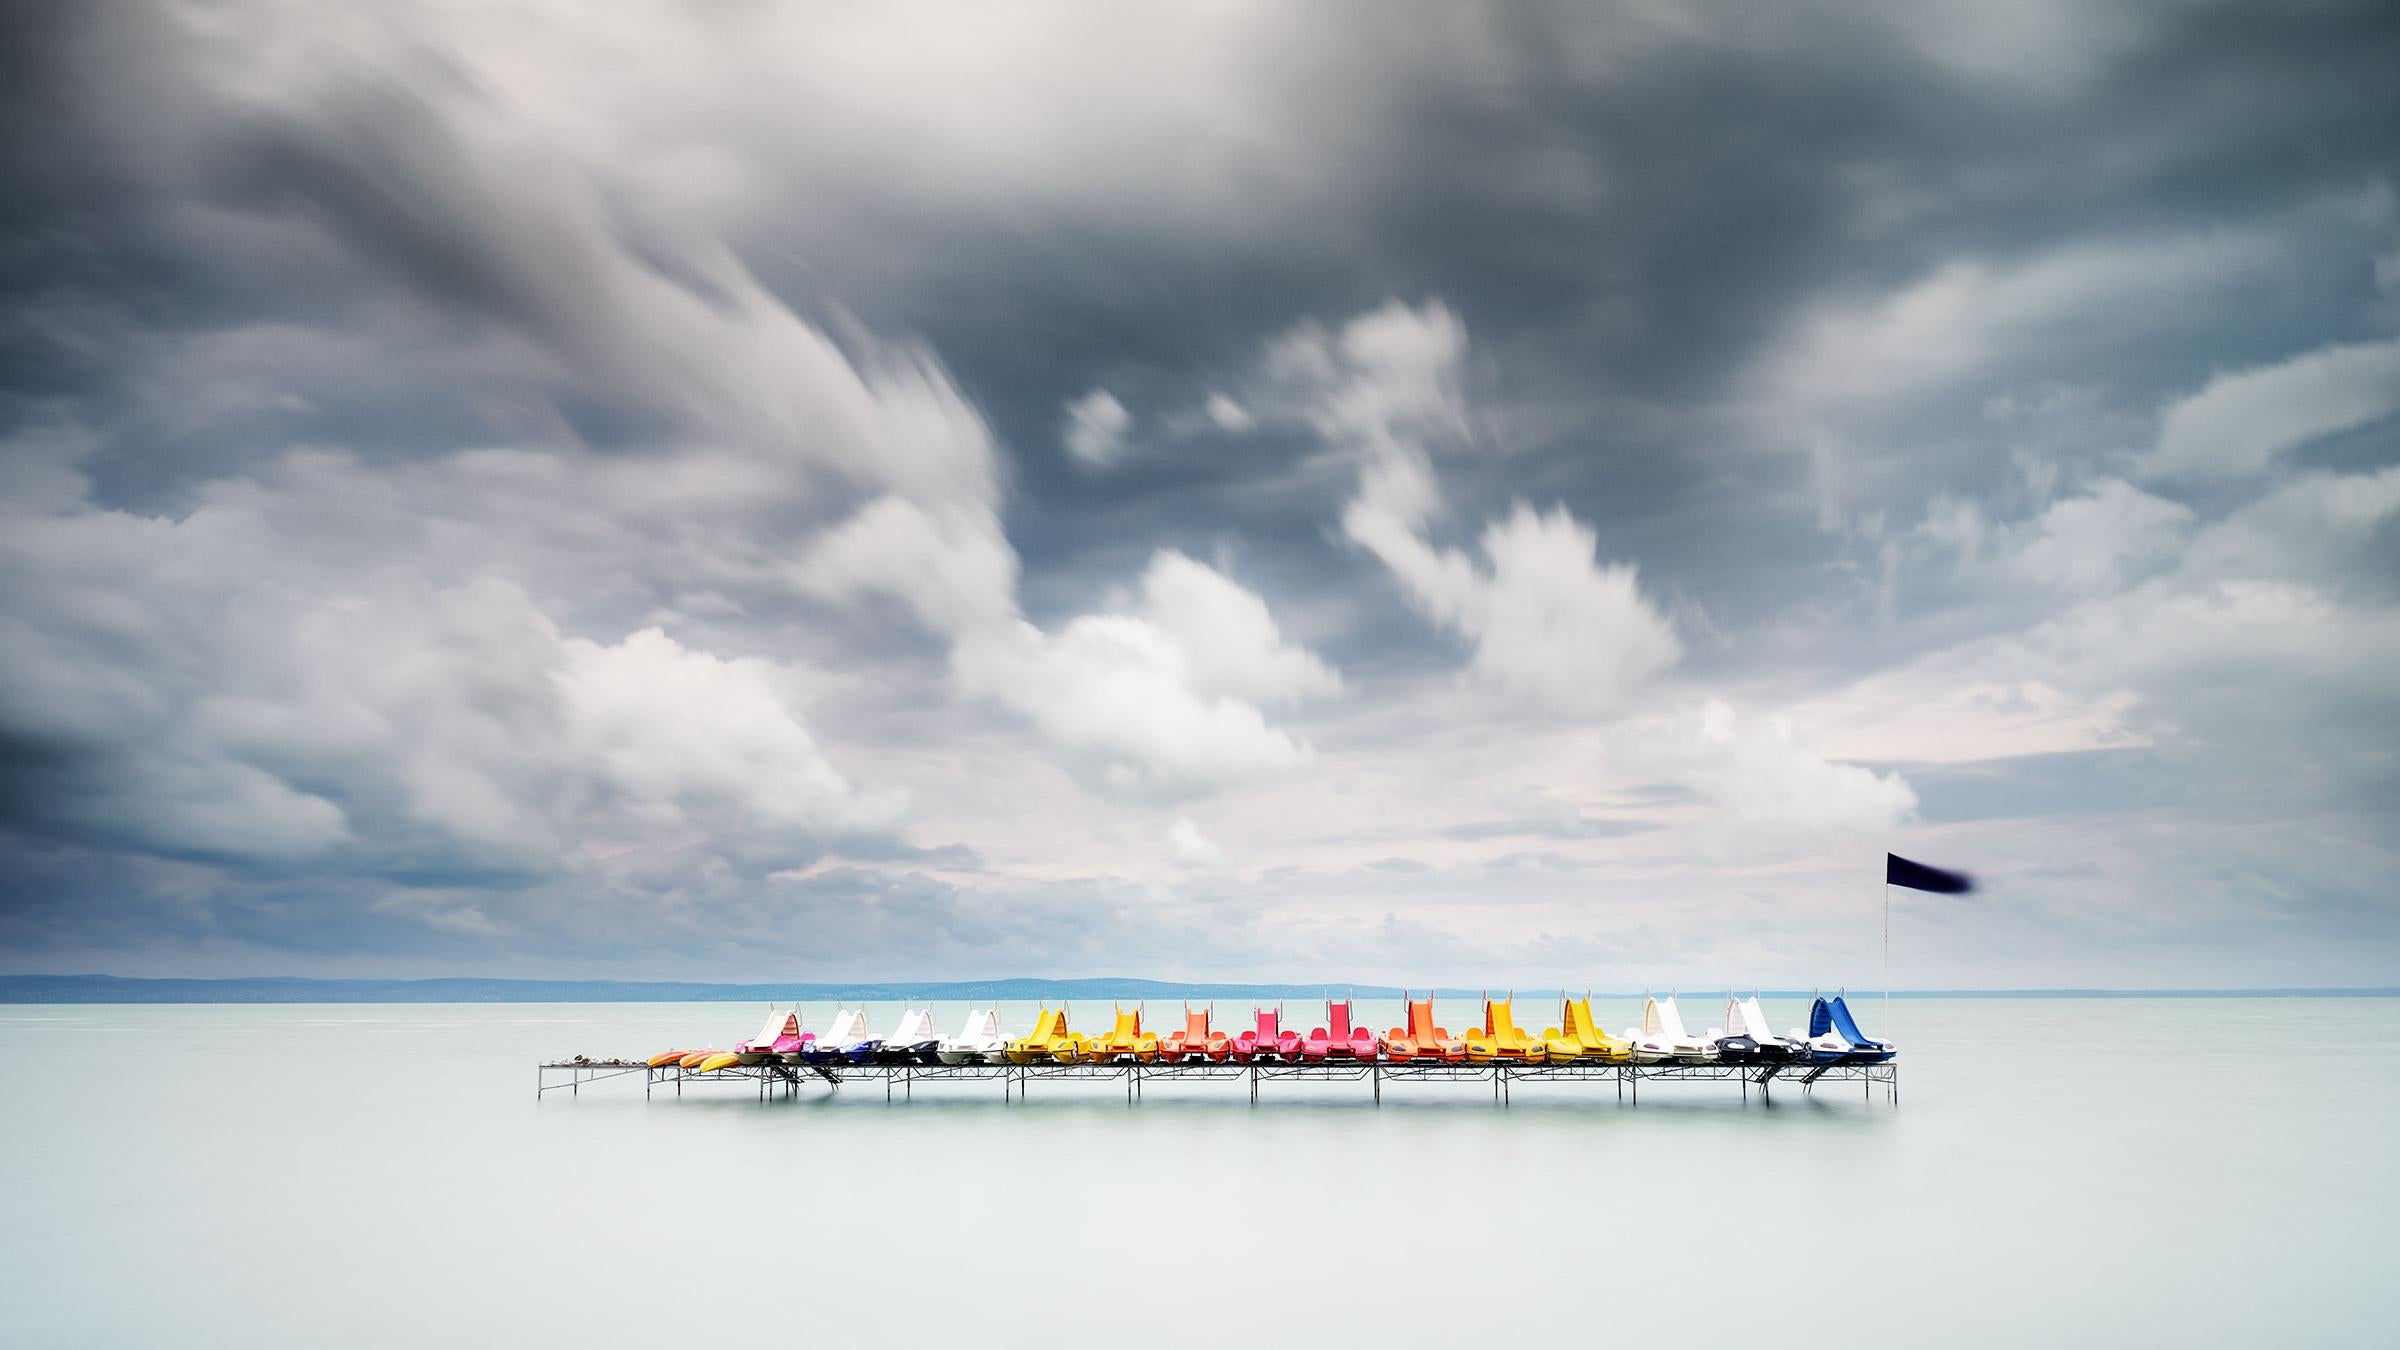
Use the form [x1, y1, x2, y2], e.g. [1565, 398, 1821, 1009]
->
[2, 997, 2394, 1347]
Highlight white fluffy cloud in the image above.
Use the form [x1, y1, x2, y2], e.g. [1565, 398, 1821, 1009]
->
[2144, 338, 2400, 481]
[1062, 387, 1134, 467]
[799, 498, 1340, 802]
[1612, 701, 1919, 850]
[1309, 301, 1681, 716]
[949, 552, 1339, 801]
[0, 484, 902, 881]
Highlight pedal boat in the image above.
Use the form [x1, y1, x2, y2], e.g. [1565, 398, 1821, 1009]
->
[1548, 995, 1631, 1063]
[1157, 1003, 1230, 1063]
[875, 1007, 942, 1065]
[937, 1008, 1007, 1065]
[1797, 995, 1895, 1064]
[734, 1009, 801, 1066]
[1635, 995, 1718, 1063]
[1463, 995, 1547, 1063]
[801, 1008, 872, 1066]
[1004, 1007, 1074, 1065]
[1302, 997, 1381, 1061]
[1383, 994, 1467, 1063]
[1085, 1004, 1160, 1064]
[1714, 994, 1797, 1063]
[1229, 1006, 1304, 1063]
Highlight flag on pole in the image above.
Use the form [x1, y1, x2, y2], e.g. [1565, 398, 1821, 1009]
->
[1886, 853, 1974, 894]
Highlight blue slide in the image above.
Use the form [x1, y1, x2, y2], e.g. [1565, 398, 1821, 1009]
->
[1823, 996, 1895, 1063]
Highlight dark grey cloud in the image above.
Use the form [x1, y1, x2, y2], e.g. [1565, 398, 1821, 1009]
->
[2, 1, 2396, 984]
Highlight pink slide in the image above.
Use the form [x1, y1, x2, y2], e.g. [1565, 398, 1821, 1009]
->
[1302, 998, 1381, 1061]
[1229, 1006, 1305, 1063]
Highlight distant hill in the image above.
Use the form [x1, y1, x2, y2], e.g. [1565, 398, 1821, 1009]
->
[0, 975, 2392, 1004]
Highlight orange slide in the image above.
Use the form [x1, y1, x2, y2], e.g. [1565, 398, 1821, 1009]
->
[1382, 993, 1467, 1063]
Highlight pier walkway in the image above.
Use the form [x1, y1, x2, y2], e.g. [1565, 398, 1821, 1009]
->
[536, 1056, 1897, 1105]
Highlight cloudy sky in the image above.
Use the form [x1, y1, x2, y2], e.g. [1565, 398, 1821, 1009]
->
[4, 1, 2396, 988]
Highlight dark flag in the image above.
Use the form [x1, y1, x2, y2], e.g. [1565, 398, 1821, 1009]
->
[1886, 852, 1974, 894]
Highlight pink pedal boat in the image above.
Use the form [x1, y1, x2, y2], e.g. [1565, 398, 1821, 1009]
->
[1228, 1006, 1304, 1063]
[1302, 997, 1380, 1061]
[735, 1009, 810, 1064]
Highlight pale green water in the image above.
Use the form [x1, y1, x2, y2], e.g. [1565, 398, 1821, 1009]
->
[2, 998, 2394, 1347]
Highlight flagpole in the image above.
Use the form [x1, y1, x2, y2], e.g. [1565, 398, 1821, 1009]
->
[1883, 881, 1891, 1029]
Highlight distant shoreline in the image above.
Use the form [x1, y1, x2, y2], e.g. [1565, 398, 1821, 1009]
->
[2, 974, 2393, 1004]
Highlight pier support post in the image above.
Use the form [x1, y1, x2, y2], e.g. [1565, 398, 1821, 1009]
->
[1373, 1065, 1381, 1105]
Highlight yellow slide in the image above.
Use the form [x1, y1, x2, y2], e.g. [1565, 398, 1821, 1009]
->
[1005, 1007, 1067, 1064]
[1553, 995, 1632, 1063]
[1463, 994, 1548, 1063]
[1085, 1004, 1159, 1063]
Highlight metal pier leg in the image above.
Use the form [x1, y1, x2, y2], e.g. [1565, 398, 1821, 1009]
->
[1249, 1065, 1258, 1103]
[1373, 1065, 1381, 1106]
[1502, 1067, 1510, 1106]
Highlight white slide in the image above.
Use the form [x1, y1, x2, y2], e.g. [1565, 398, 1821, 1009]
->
[1729, 994, 1799, 1059]
[1644, 995, 1719, 1063]
[1620, 996, 1672, 1064]
[882, 1006, 940, 1062]
[807, 1007, 872, 1062]
[937, 1008, 1006, 1065]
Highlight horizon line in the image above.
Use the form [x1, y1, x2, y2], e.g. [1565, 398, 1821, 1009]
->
[2, 973, 2394, 1004]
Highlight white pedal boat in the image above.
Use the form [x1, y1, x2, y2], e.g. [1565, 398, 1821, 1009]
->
[1626, 994, 1717, 1063]
[936, 1008, 1007, 1065]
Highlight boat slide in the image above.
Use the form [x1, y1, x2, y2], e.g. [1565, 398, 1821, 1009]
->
[1086, 1004, 1159, 1063]
[1004, 1006, 1073, 1065]
[1717, 994, 1796, 1062]
[1550, 995, 1632, 1063]
[1303, 997, 1380, 1061]
[878, 1007, 941, 1065]
[1383, 994, 1466, 1062]
[937, 1008, 1006, 1065]
[1157, 1003, 1230, 1062]
[1621, 996, 1700, 1063]
[802, 1008, 872, 1066]
[1230, 1006, 1303, 1062]
[1798, 995, 1895, 1065]
[1464, 995, 1547, 1063]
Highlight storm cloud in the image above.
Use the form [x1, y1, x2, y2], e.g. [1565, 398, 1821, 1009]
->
[3, 1, 2396, 986]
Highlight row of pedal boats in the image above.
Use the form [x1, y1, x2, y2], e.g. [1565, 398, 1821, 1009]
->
[651, 993, 1895, 1074]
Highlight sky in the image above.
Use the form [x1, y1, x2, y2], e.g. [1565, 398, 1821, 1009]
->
[3, 1, 2397, 989]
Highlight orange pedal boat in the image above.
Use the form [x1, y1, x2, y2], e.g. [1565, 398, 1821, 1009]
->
[1157, 1003, 1230, 1062]
[1383, 994, 1467, 1062]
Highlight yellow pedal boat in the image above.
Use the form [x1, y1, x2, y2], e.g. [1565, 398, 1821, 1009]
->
[1084, 1004, 1159, 1063]
[1463, 994, 1549, 1063]
[1005, 1006, 1086, 1065]
[1550, 995, 1632, 1063]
